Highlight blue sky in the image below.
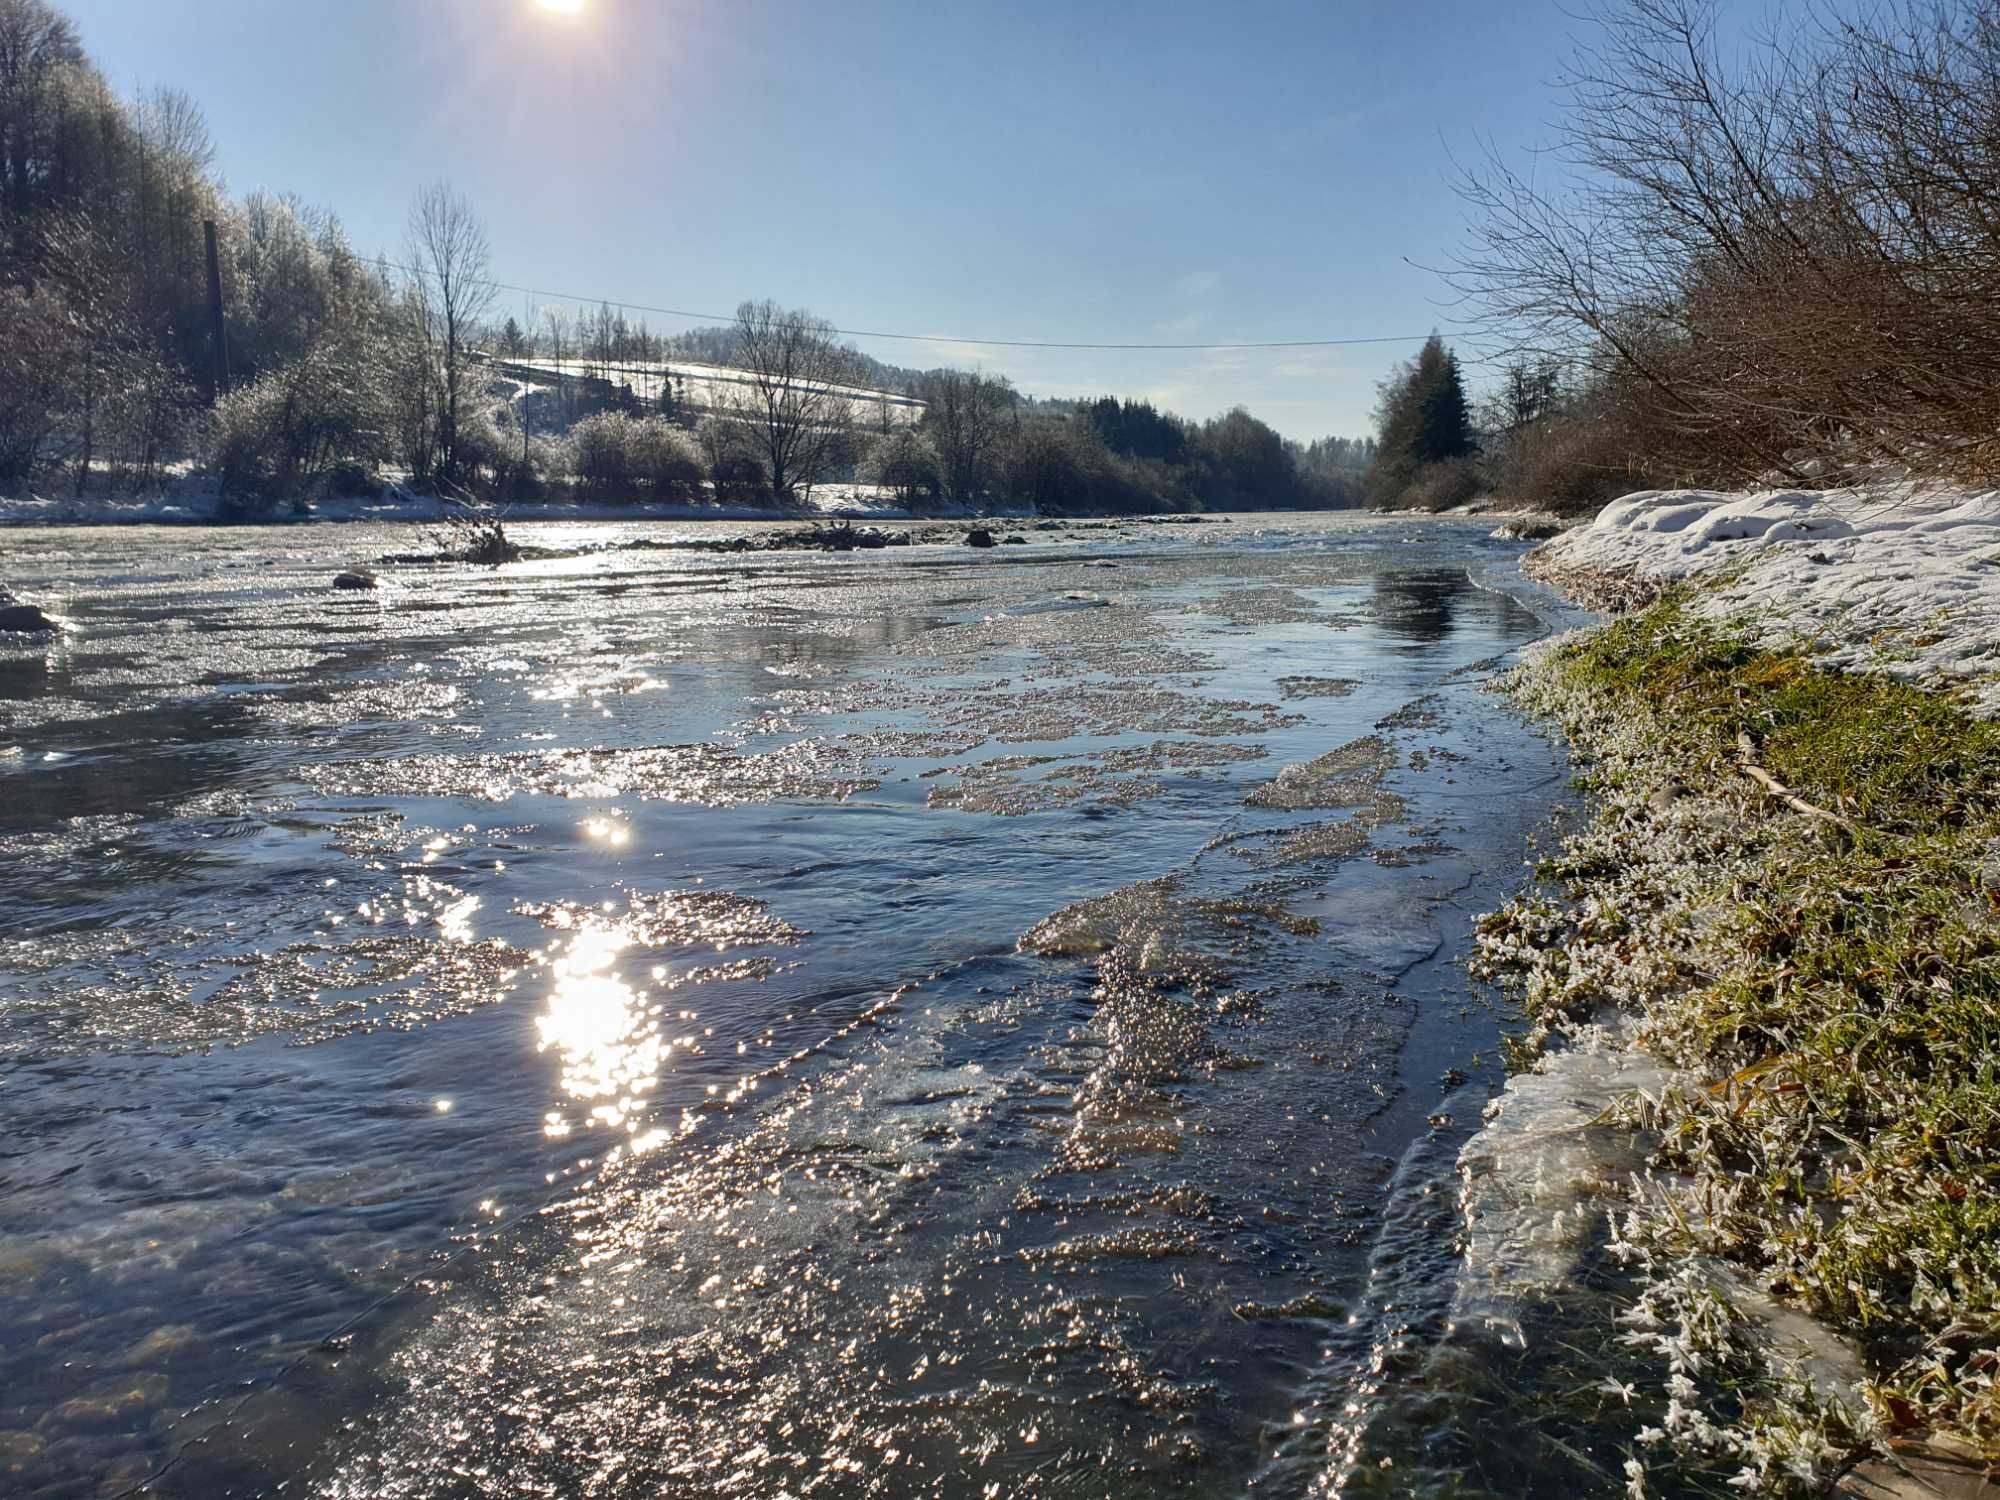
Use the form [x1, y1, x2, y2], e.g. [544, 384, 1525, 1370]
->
[64, 0, 1743, 437]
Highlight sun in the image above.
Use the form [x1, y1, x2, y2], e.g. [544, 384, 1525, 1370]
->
[531, 0, 587, 14]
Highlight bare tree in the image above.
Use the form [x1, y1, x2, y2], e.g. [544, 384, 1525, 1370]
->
[404, 182, 494, 484]
[0, 0, 83, 224]
[1451, 0, 2000, 486]
[917, 368, 1013, 503]
[538, 305, 573, 425]
[719, 299, 858, 501]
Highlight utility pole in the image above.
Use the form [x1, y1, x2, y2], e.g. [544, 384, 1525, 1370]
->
[203, 219, 230, 400]
[520, 293, 531, 488]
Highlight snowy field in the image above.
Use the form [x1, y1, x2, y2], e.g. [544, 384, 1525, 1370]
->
[490, 354, 925, 426]
[1535, 484, 2000, 713]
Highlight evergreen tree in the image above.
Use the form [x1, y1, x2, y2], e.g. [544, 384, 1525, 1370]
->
[1413, 341, 1473, 463]
[1368, 334, 1476, 505]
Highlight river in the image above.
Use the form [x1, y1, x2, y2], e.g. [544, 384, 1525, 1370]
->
[0, 514, 1661, 1499]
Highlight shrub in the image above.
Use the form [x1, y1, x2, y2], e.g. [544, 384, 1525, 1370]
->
[453, 405, 509, 486]
[1398, 456, 1482, 513]
[627, 419, 706, 501]
[858, 428, 941, 508]
[325, 460, 382, 498]
[207, 344, 387, 516]
[488, 431, 565, 502]
[710, 451, 769, 504]
[1489, 413, 1641, 516]
[568, 410, 637, 498]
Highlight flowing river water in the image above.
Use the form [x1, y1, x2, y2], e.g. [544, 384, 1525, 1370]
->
[0, 515, 1664, 1499]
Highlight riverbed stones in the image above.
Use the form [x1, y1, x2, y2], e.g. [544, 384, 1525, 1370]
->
[0, 585, 55, 632]
[112, 1325, 196, 1368]
[331, 570, 377, 590]
[964, 527, 996, 547]
[47, 1374, 168, 1429]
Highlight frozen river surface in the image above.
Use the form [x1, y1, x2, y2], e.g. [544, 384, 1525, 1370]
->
[0, 515, 1644, 1498]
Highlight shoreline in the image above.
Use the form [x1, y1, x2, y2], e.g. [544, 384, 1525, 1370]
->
[1463, 486, 2000, 1496]
[0, 485, 1571, 532]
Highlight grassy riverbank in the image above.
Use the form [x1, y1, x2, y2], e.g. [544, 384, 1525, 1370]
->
[1476, 592, 2000, 1490]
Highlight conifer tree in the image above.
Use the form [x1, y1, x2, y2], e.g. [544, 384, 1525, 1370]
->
[1368, 333, 1476, 505]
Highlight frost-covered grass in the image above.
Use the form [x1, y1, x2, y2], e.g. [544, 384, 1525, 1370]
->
[1478, 596, 2000, 1491]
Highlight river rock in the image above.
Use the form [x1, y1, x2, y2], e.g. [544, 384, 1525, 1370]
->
[0, 585, 55, 632]
[0, 1429, 43, 1468]
[113, 1324, 197, 1368]
[0, 604, 54, 631]
[47, 1375, 166, 1429]
[331, 570, 377, 590]
[965, 528, 996, 548]
[1001, 534, 1027, 545]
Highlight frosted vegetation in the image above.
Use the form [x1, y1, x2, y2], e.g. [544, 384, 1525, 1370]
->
[1450, 25, 2000, 1472]
[1464, 481, 2000, 1491]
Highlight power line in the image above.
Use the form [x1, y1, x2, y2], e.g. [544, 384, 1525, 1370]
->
[376, 257, 1436, 355]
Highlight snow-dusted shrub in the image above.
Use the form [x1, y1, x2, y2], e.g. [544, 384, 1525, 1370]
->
[569, 410, 637, 498]
[697, 415, 769, 503]
[627, 419, 705, 501]
[710, 451, 769, 504]
[207, 348, 386, 515]
[567, 412, 704, 502]
[858, 428, 940, 508]
[324, 460, 382, 498]
[452, 405, 509, 485]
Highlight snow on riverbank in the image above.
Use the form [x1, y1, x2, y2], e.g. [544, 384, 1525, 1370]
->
[1533, 483, 2000, 710]
[0, 481, 951, 529]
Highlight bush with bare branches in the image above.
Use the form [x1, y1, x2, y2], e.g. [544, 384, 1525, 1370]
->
[1454, 0, 2000, 486]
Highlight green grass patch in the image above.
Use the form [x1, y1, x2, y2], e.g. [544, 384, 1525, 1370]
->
[1560, 594, 2000, 829]
[1505, 592, 2000, 1461]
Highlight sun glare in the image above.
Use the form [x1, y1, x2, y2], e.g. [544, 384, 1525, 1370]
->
[532, 0, 588, 15]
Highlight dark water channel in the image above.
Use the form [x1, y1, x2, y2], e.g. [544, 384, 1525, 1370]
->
[0, 516, 1649, 1498]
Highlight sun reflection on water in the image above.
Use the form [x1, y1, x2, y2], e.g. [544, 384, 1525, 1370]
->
[536, 923, 664, 1137]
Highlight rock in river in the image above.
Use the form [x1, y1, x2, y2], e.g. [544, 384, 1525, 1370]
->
[0, 586, 54, 632]
[332, 570, 378, 590]
[965, 527, 996, 548]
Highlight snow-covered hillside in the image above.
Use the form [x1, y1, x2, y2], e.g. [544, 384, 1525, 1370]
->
[481, 354, 925, 427]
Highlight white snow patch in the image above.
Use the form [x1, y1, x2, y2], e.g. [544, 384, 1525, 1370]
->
[1539, 482, 2000, 713]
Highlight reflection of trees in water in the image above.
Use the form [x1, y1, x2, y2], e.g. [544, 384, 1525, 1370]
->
[1370, 569, 1470, 644]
